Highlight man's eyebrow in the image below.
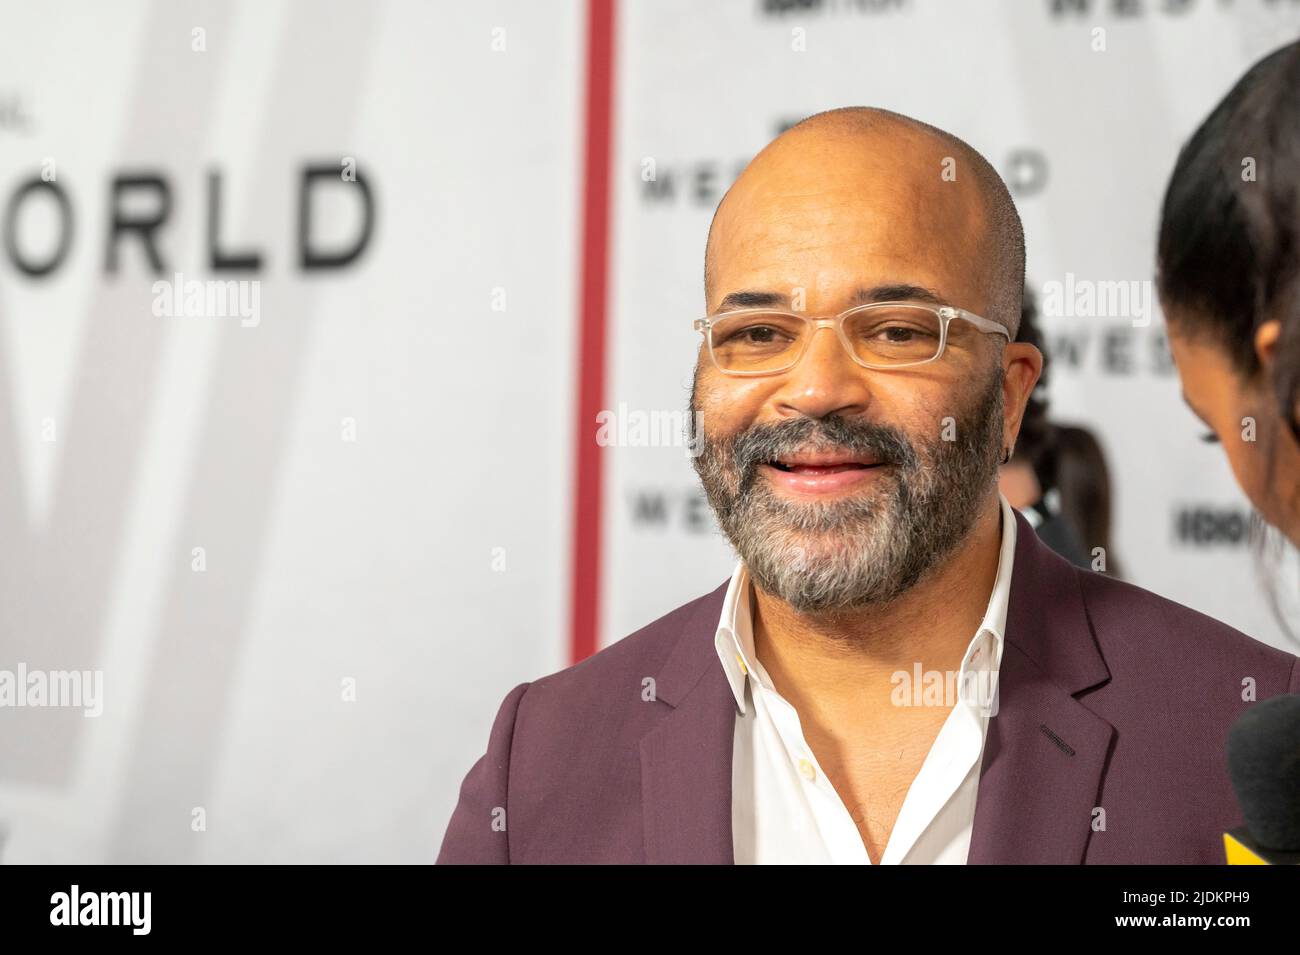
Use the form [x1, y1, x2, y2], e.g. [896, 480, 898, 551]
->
[714, 283, 948, 312]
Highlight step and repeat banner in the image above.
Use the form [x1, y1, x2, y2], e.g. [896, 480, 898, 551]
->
[0, 0, 1296, 863]
[602, 0, 1300, 645]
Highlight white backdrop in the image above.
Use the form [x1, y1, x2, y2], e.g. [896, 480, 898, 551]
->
[0, 0, 1296, 864]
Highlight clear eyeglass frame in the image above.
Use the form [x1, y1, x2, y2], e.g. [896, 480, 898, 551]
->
[692, 300, 1011, 377]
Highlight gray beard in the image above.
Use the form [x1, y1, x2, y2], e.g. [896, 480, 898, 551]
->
[691, 370, 1005, 614]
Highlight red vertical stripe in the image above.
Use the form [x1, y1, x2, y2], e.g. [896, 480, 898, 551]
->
[570, 0, 616, 664]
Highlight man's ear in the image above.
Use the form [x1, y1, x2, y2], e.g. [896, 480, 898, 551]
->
[1000, 342, 1044, 450]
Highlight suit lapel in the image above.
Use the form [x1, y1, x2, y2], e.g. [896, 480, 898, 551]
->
[640, 582, 736, 864]
[639, 511, 1118, 865]
[967, 510, 1115, 863]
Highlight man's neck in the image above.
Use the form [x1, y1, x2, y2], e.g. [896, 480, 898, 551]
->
[749, 493, 1004, 726]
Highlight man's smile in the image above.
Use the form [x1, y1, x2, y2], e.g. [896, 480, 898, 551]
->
[760, 452, 891, 495]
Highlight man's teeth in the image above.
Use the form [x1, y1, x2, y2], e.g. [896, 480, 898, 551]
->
[771, 461, 869, 472]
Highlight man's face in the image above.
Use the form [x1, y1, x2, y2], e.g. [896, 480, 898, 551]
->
[691, 357, 1007, 614]
[691, 123, 1032, 613]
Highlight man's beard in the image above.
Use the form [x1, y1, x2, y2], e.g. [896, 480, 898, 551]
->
[690, 370, 1005, 615]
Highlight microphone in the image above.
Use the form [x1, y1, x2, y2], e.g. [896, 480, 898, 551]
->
[1224, 693, 1300, 864]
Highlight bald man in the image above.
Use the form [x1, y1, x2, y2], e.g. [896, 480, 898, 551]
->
[438, 107, 1300, 865]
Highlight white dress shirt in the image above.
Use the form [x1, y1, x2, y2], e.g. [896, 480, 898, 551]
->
[715, 494, 1017, 865]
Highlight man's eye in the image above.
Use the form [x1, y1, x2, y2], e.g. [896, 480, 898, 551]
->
[1200, 430, 1221, 444]
[866, 324, 935, 343]
[722, 325, 787, 345]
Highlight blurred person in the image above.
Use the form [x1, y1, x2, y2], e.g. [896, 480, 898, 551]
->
[1005, 423, 1122, 577]
[439, 107, 1300, 865]
[1052, 423, 1121, 578]
[998, 288, 1093, 570]
[1157, 38, 1300, 633]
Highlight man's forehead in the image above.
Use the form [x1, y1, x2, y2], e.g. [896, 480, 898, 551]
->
[707, 175, 985, 290]
[704, 117, 1008, 318]
[717, 161, 977, 230]
[707, 232, 984, 315]
[707, 191, 987, 314]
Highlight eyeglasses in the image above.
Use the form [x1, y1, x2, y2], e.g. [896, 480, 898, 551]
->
[693, 301, 1010, 377]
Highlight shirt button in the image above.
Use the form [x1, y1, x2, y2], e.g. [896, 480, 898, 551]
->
[798, 758, 817, 782]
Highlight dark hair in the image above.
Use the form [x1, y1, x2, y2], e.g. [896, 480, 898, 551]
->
[1052, 424, 1120, 578]
[1156, 38, 1300, 444]
[1013, 285, 1122, 575]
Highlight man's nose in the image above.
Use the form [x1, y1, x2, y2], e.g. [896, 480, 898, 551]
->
[771, 323, 875, 419]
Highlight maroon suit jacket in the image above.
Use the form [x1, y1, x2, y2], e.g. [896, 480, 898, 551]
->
[438, 510, 1300, 864]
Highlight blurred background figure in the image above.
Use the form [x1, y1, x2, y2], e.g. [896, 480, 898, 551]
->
[1053, 424, 1122, 577]
[999, 288, 1122, 577]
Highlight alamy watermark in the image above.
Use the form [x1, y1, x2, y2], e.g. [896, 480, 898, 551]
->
[891, 663, 999, 716]
[0, 663, 102, 717]
[50, 885, 150, 935]
[595, 403, 704, 457]
[1040, 272, 1152, 328]
[152, 271, 261, 327]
